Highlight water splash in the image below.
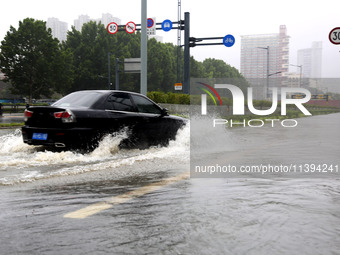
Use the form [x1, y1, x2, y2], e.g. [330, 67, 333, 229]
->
[0, 124, 190, 185]
[0, 129, 34, 154]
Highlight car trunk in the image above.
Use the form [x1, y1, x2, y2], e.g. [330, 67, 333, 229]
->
[25, 106, 72, 128]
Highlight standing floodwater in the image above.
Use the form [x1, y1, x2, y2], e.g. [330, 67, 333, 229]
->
[0, 114, 339, 254]
[191, 113, 340, 178]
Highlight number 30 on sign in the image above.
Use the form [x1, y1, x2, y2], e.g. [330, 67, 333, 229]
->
[107, 22, 118, 34]
[329, 27, 340, 45]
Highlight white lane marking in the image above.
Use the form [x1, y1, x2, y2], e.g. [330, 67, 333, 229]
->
[64, 172, 190, 219]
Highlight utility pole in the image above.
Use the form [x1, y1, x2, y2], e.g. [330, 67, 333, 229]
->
[108, 52, 111, 90]
[115, 58, 120, 90]
[258, 46, 269, 98]
[183, 12, 190, 94]
[266, 47, 269, 98]
[140, 0, 147, 96]
[177, 0, 182, 84]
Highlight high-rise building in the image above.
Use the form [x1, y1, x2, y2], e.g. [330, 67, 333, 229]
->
[297, 41, 322, 78]
[100, 13, 121, 28]
[74, 15, 91, 31]
[240, 25, 290, 99]
[46, 18, 68, 42]
[74, 14, 121, 31]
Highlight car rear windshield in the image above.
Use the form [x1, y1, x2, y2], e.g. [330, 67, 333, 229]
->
[52, 92, 103, 108]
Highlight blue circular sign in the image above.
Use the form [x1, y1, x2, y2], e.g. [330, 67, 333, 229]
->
[162, 19, 173, 32]
[223, 34, 235, 47]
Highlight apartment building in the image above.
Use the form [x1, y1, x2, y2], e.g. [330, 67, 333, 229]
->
[240, 25, 290, 99]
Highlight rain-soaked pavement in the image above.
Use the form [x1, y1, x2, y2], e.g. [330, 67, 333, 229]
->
[0, 114, 339, 254]
[0, 113, 24, 124]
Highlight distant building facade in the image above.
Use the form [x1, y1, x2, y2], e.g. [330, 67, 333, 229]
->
[74, 15, 91, 31]
[46, 17, 68, 42]
[100, 13, 121, 28]
[74, 13, 121, 31]
[240, 25, 290, 99]
[297, 41, 322, 78]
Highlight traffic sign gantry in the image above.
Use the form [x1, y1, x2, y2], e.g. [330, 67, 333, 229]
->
[125, 21, 136, 34]
[329, 27, 340, 45]
[107, 22, 118, 34]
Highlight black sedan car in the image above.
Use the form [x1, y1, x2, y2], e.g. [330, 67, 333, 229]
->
[22, 90, 186, 150]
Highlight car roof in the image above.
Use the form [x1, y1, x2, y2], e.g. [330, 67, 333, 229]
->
[74, 90, 145, 97]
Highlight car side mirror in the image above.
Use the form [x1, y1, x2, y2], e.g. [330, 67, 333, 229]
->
[161, 108, 169, 116]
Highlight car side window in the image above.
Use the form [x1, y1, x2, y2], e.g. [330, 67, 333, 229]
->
[131, 95, 162, 114]
[105, 93, 136, 112]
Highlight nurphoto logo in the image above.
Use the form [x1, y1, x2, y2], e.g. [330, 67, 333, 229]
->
[198, 82, 312, 128]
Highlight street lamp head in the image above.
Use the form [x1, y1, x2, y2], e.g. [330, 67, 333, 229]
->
[268, 71, 282, 77]
[290, 64, 302, 68]
[257, 46, 269, 50]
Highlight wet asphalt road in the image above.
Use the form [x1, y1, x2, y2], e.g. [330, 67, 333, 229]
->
[0, 114, 24, 124]
[0, 114, 340, 254]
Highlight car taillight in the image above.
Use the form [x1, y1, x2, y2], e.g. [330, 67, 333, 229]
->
[54, 110, 76, 123]
[54, 112, 64, 118]
[24, 109, 33, 121]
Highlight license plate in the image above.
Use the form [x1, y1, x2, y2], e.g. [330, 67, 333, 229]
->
[32, 133, 48, 140]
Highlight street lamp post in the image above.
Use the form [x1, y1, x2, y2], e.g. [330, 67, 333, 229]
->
[140, 0, 147, 96]
[108, 52, 111, 90]
[257, 46, 269, 98]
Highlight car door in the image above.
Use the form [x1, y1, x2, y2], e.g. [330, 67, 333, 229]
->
[130, 94, 172, 145]
[104, 92, 140, 135]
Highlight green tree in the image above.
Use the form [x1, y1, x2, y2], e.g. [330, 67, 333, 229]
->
[64, 22, 143, 92]
[202, 58, 238, 78]
[202, 58, 250, 93]
[0, 18, 74, 102]
[64, 22, 110, 91]
[190, 57, 205, 78]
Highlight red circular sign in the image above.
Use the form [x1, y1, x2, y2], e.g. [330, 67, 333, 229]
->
[125, 21, 136, 34]
[107, 22, 118, 34]
[329, 27, 340, 45]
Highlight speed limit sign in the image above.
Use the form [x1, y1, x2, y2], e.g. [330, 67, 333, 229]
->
[107, 22, 118, 34]
[329, 27, 340, 45]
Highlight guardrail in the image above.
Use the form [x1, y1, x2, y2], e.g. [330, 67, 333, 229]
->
[2, 105, 27, 114]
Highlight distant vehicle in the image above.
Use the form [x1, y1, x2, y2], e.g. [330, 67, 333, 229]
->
[22, 90, 186, 151]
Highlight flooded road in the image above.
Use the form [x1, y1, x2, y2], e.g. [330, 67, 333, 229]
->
[1, 114, 339, 254]
[0, 114, 24, 124]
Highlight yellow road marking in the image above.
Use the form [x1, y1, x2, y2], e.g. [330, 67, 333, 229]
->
[64, 172, 190, 219]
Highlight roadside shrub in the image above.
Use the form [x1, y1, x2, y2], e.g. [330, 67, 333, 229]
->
[147, 91, 190, 105]
[147, 91, 167, 103]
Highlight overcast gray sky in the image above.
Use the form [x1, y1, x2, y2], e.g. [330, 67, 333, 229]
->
[1, 0, 339, 77]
